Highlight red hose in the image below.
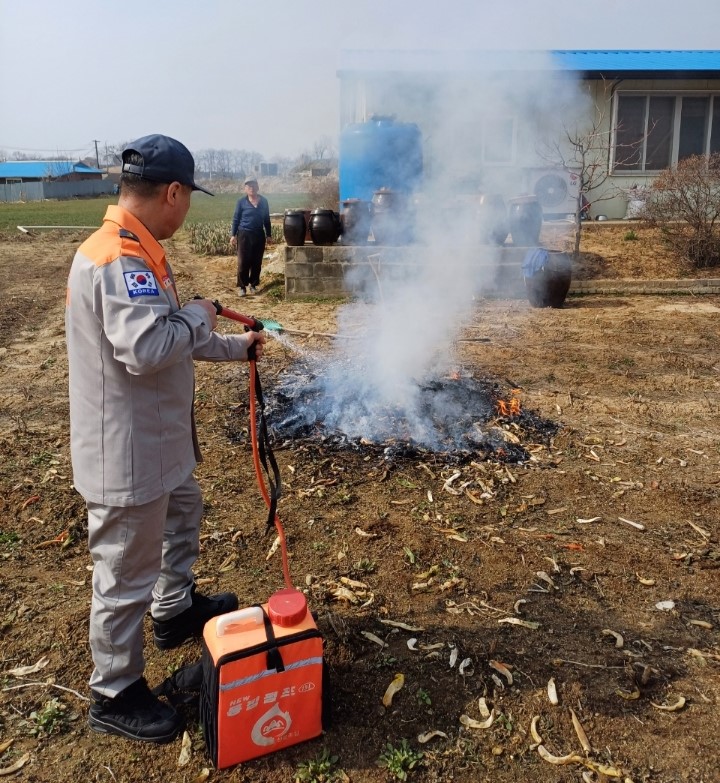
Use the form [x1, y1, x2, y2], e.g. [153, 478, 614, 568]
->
[248, 358, 293, 590]
[217, 305, 262, 331]
[211, 301, 293, 589]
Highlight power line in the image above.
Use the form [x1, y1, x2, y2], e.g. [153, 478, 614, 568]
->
[0, 143, 90, 153]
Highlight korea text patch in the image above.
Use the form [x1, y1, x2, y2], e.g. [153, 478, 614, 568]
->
[124, 270, 159, 298]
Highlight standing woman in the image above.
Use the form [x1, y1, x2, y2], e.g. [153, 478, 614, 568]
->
[230, 175, 271, 295]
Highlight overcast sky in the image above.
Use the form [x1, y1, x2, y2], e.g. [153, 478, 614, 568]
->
[1, 0, 719, 161]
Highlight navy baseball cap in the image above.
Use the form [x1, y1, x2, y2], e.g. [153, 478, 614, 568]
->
[121, 134, 213, 195]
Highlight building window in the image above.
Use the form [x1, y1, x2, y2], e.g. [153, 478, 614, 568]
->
[678, 97, 710, 160]
[614, 93, 720, 171]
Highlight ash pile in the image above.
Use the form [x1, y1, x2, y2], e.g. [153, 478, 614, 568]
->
[263, 357, 557, 464]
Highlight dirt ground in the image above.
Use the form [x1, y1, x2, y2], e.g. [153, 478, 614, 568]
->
[0, 222, 718, 783]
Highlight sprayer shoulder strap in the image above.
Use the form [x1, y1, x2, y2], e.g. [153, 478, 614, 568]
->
[252, 364, 282, 534]
[254, 603, 285, 672]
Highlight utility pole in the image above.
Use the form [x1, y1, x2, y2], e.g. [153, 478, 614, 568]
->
[93, 140, 100, 168]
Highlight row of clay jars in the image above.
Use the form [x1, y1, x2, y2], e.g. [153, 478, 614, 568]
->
[283, 193, 543, 247]
[283, 208, 341, 247]
[283, 192, 404, 247]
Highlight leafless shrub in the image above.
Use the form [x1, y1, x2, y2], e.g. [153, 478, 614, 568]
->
[645, 153, 720, 268]
[303, 176, 340, 210]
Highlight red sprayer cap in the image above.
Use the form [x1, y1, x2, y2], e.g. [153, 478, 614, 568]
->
[267, 588, 308, 627]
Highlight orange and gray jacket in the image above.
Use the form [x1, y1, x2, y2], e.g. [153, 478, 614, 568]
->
[66, 205, 249, 506]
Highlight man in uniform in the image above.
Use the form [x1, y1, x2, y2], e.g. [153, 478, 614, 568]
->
[65, 134, 265, 743]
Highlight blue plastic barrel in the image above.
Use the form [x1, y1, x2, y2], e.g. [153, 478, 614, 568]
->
[339, 117, 423, 203]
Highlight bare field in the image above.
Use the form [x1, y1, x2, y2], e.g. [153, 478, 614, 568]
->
[0, 227, 718, 783]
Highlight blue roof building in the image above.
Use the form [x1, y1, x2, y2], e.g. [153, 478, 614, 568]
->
[0, 160, 104, 182]
[337, 50, 720, 219]
[339, 50, 720, 77]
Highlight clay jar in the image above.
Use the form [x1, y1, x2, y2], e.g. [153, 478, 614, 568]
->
[283, 209, 307, 247]
[477, 193, 508, 245]
[524, 250, 572, 308]
[371, 188, 412, 245]
[340, 199, 371, 245]
[508, 195, 543, 246]
[309, 209, 342, 246]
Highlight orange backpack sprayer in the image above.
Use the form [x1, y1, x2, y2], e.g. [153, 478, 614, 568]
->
[199, 301, 325, 769]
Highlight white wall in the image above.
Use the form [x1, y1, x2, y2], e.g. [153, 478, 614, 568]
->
[0, 179, 114, 203]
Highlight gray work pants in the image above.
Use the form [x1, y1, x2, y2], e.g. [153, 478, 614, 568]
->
[86, 473, 203, 696]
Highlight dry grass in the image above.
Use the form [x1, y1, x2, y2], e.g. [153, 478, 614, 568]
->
[541, 221, 713, 280]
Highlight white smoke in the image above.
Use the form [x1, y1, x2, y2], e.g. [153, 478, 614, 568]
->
[281, 53, 587, 449]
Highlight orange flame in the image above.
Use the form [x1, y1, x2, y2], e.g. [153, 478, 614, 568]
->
[497, 389, 521, 417]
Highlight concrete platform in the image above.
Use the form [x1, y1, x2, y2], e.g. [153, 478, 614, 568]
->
[285, 243, 541, 300]
[284, 244, 720, 300]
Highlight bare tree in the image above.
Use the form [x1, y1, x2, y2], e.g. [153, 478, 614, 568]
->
[196, 149, 217, 179]
[231, 149, 264, 180]
[312, 135, 335, 161]
[78, 140, 331, 183]
[539, 79, 642, 259]
[215, 149, 232, 178]
[230, 150, 247, 178]
[247, 150, 263, 171]
[103, 143, 127, 168]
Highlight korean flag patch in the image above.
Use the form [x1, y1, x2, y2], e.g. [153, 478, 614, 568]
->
[123, 270, 160, 298]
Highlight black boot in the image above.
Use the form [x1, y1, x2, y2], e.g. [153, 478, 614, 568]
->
[88, 677, 182, 743]
[152, 586, 238, 649]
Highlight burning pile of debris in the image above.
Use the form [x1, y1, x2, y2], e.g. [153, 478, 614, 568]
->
[259, 357, 557, 463]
